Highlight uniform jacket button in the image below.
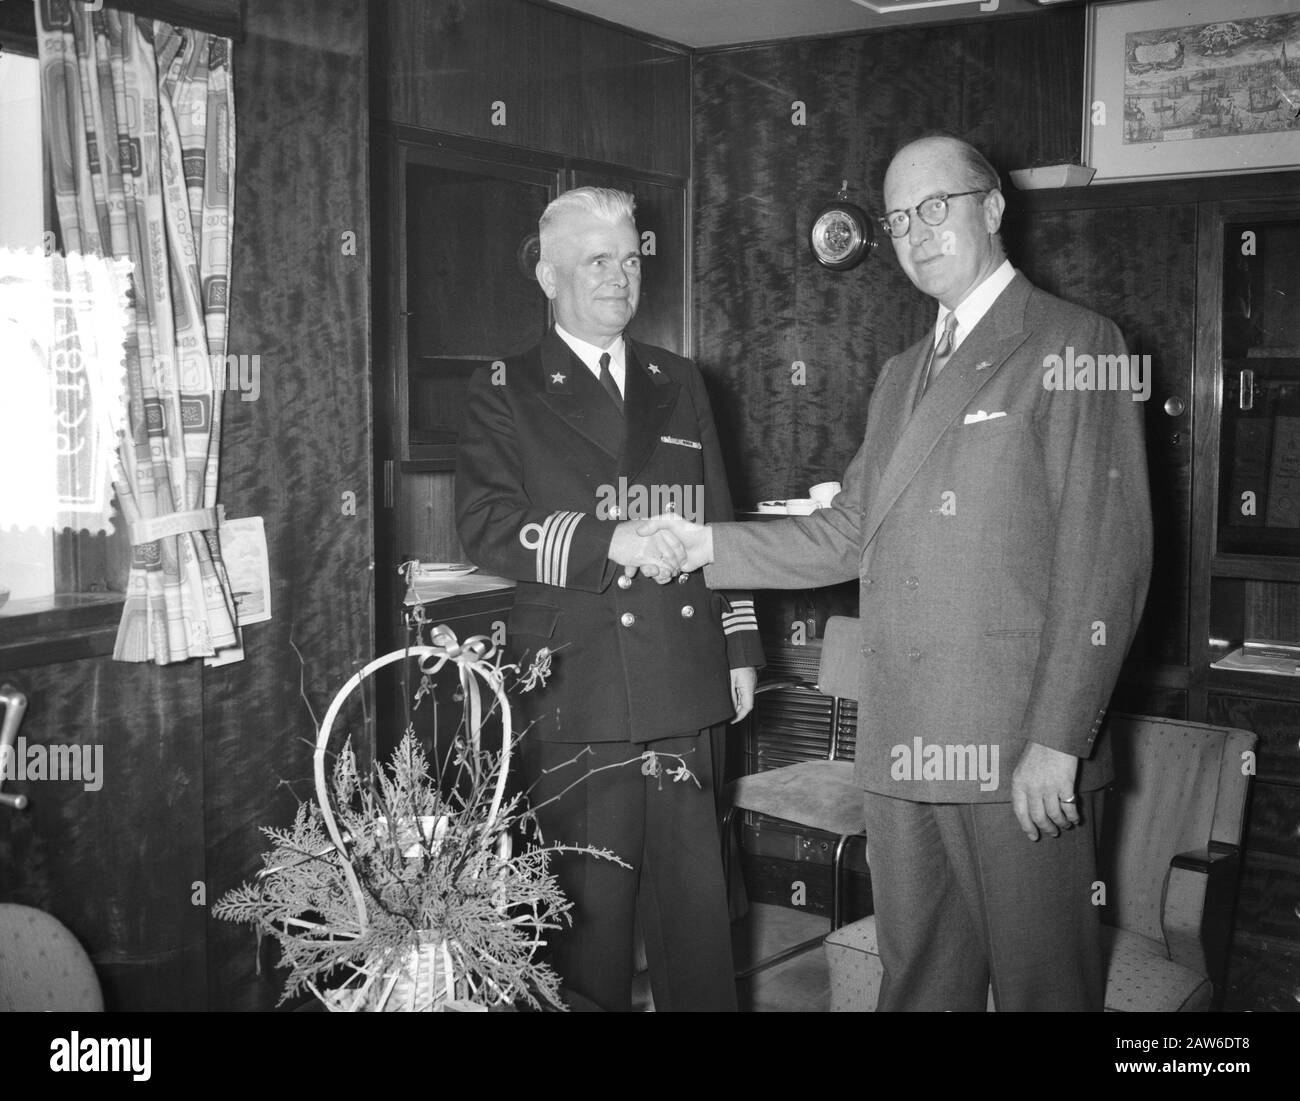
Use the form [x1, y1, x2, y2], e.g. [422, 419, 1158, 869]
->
[677, 573, 689, 584]
[610, 505, 621, 519]
[620, 612, 636, 627]
[617, 574, 632, 589]
[680, 605, 694, 618]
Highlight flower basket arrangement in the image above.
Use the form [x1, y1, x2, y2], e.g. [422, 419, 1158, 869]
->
[215, 627, 696, 1011]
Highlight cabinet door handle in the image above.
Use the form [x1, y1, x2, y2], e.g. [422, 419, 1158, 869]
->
[0, 684, 29, 811]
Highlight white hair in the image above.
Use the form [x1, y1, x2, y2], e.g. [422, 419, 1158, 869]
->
[538, 187, 637, 260]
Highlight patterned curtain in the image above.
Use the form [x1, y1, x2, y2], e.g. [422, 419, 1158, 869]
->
[36, 1, 239, 664]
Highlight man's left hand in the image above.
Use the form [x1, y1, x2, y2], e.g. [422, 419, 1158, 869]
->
[1011, 741, 1081, 841]
[730, 666, 757, 724]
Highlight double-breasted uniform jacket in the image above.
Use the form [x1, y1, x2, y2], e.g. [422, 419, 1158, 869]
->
[708, 273, 1154, 802]
[456, 328, 764, 744]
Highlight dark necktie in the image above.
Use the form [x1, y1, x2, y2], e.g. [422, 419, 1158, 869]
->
[598, 351, 624, 415]
[913, 312, 959, 412]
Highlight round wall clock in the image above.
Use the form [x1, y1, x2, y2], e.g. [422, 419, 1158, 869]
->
[809, 189, 875, 271]
[517, 232, 541, 279]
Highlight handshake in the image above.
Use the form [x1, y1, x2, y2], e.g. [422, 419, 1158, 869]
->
[608, 513, 714, 584]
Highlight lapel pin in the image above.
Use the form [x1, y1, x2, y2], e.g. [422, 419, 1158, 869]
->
[550, 372, 566, 384]
[974, 360, 993, 371]
[647, 363, 661, 375]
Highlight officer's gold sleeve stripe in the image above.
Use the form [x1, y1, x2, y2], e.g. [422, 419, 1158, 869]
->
[538, 510, 583, 587]
[728, 597, 759, 623]
[722, 596, 758, 635]
[553, 511, 581, 587]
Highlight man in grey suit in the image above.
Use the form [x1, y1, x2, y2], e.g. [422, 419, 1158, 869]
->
[641, 135, 1153, 1010]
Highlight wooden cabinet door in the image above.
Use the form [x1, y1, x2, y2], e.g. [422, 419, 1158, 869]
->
[1206, 691, 1300, 1011]
[1007, 204, 1197, 669]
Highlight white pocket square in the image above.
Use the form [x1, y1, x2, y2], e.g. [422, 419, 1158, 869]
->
[963, 410, 1006, 425]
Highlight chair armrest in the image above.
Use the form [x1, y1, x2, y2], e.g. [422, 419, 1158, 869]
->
[1170, 842, 1239, 874]
[755, 677, 820, 696]
[1162, 843, 1241, 998]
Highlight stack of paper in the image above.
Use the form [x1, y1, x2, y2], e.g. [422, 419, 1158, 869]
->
[1211, 639, 1300, 677]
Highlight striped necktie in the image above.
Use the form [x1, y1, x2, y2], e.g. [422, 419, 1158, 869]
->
[913, 312, 959, 411]
[598, 351, 624, 415]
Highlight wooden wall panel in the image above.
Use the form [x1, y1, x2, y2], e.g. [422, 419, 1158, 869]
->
[692, 11, 1085, 508]
[372, 0, 690, 176]
[200, 0, 374, 1011]
[0, 659, 207, 1011]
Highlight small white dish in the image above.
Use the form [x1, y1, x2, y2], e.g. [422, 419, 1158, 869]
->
[415, 563, 477, 577]
[756, 499, 819, 515]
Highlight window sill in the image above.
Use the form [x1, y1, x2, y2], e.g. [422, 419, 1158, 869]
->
[0, 593, 124, 671]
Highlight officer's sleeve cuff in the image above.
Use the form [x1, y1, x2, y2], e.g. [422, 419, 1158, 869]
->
[527, 510, 586, 586]
[721, 598, 757, 636]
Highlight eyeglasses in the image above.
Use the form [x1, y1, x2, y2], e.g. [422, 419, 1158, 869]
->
[877, 191, 988, 239]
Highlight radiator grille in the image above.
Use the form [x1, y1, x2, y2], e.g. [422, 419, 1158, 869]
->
[749, 640, 857, 773]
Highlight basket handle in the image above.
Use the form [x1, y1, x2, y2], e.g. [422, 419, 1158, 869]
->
[312, 631, 513, 933]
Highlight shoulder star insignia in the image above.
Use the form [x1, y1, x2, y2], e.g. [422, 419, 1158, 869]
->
[550, 372, 566, 384]
[647, 363, 661, 375]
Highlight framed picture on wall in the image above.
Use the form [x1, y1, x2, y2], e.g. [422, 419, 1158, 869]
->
[1083, 0, 1300, 183]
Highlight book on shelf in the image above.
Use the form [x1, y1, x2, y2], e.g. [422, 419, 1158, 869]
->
[1226, 416, 1272, 527]
[1265, 415, 1300, 529]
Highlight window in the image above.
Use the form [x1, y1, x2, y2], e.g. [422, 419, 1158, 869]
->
[0, 47, 129, 657]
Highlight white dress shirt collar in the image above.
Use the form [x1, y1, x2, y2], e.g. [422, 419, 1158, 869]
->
[554, 324, 627, 396]
[935, 259, 1016, 353]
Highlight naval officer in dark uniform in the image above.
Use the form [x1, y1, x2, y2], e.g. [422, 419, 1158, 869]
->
[456, 187, 763, 1011]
